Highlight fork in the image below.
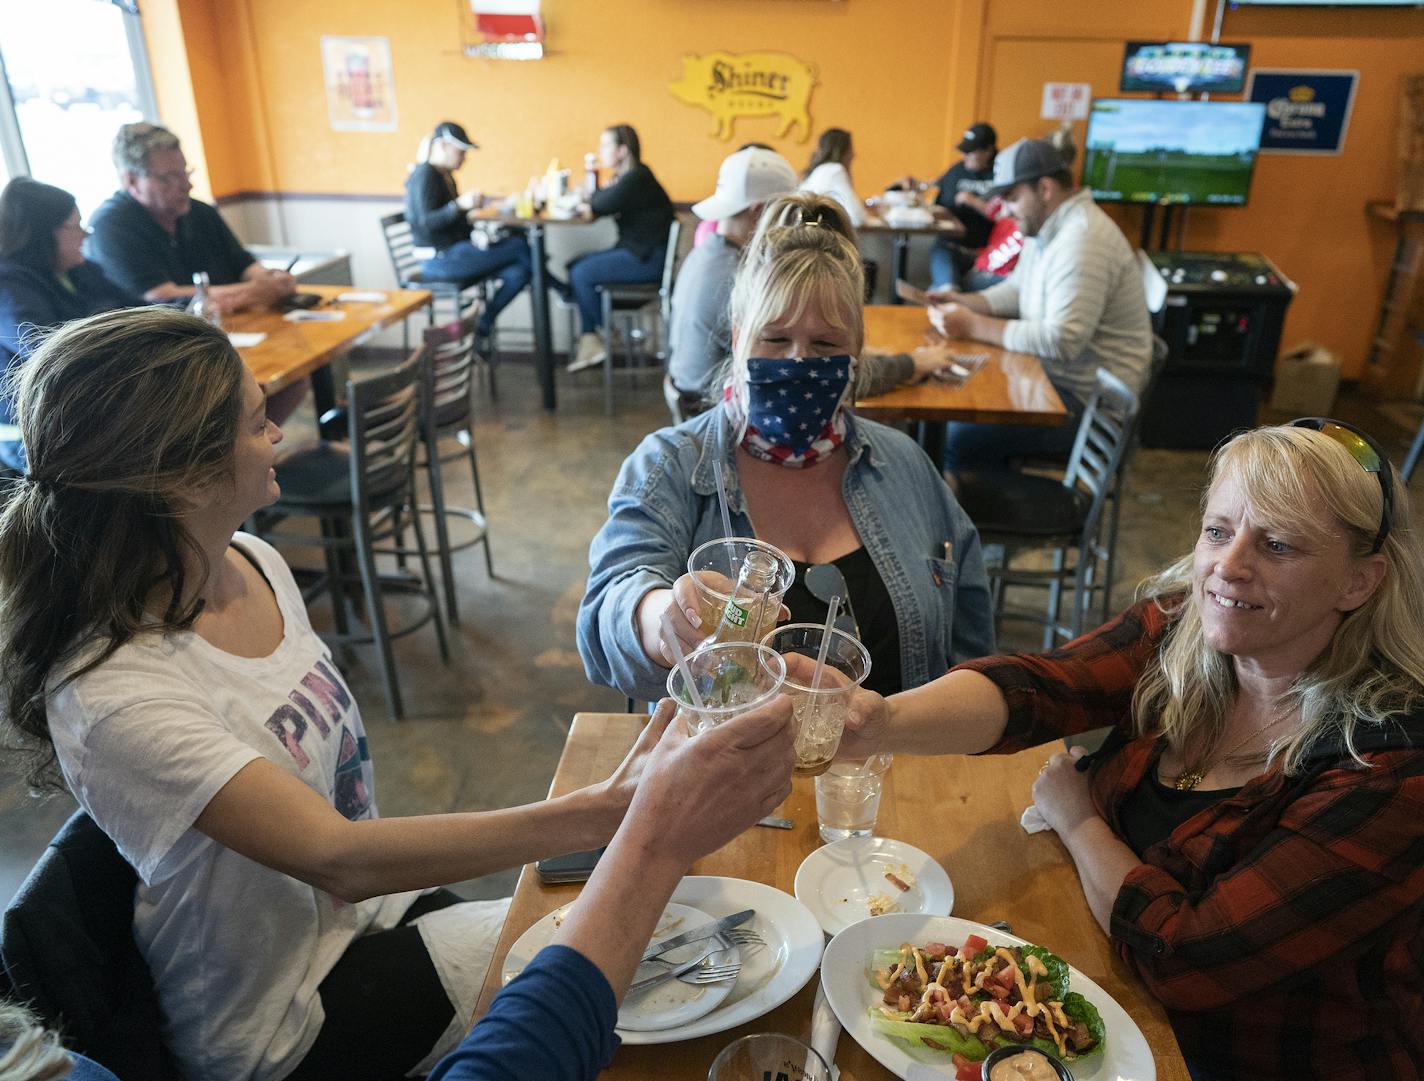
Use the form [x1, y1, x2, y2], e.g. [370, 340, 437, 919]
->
[677, 958, 741, 985]
[628, 934, 733, 994]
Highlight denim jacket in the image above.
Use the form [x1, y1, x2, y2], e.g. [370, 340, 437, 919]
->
[577, 405, 995, 702]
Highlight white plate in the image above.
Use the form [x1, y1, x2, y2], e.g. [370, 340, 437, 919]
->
[506, 875, 824, 1045]
[503, 900, 738, 1032]
[820, 914, 1155, 1081]
[794, 838, 954, 937]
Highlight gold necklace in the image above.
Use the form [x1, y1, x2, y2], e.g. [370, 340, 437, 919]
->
[1170, 713, 1292, 791]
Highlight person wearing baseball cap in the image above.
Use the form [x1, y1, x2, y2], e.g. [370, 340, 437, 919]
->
[403, 120, 532, 349]
[665, 146, 799, 403]
[927, 134, 1151, 474]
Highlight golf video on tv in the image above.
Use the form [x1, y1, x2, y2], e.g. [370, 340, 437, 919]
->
[1082, 99, 1267, 207]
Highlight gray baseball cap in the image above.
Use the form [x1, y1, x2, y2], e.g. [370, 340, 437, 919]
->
[987, 137, 1067, 195]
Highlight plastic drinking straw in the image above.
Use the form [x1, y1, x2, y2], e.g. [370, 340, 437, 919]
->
[810, 596, 840, 693]
[661, 611, 706, 711]
[711, 459, 738, 595]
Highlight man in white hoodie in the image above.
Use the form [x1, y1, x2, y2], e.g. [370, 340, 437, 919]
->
[928, 137, 1150, 472]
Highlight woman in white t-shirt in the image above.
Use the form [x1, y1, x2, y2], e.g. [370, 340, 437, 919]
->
[0, 307, 669, 1081]
[798, 128, 866, 228]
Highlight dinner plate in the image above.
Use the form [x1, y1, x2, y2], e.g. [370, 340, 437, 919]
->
[820, 914, 1155, 1081]
[794, 837, 954, 937]
[506, 875, 823, 1045]
[503, 901, 739, 1032]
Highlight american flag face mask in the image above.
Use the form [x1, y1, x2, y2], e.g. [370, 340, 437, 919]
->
[731, 354, 856, 468]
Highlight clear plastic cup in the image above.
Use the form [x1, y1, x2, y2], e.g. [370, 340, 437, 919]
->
[665, 641, 786, 733]
[815, 753, 893, 843]
[761, 624, 872, 776]
[686, 537, 795, 644]
[708, 1033, 832, 1081]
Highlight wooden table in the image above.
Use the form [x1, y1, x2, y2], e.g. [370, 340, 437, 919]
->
[857, 305, 1066, 461]
[230, 284, 431, 413]
[861, 212, 964, 303]
[474, 714, 1189, 1081]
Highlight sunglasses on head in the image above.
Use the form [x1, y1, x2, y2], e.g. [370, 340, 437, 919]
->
[1289, 417, 1394, 555]
[803, 563, 860, 639]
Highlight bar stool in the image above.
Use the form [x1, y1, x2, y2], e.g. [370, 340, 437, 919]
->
[263, 345, 448, 719]
[411, 316, 495, 624]
[595, 218, 683, 415]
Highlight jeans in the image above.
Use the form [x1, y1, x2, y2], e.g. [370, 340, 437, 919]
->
[930, 240, 1001, 293]
[420, 234, 533, 336]
[568, 245, 664, 333]
[943, 388, 1085, 473]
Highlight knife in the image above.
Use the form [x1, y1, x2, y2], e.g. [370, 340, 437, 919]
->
[640, 909, 755, 963]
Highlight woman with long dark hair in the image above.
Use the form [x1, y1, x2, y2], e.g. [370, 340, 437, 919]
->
[565, 123, 675, 372]
[798, 128, 866, 228]
[0, 306, 673, 1081]
[0, 177, 136, 471]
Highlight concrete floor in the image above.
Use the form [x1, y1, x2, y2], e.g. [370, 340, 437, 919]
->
[2, 360, 1420, 907]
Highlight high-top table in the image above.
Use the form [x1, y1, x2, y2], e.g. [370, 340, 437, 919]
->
[472, 713, 1189, 1081]
[228, 284, 431, 414]
[859, 212, 964, 302]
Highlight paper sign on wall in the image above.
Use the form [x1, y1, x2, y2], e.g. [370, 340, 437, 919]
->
[668, 51, 818, 141]
[1041, 83, 1091, 122]
[321, 36, 397, 132]
[1246, 69, 1358, 155]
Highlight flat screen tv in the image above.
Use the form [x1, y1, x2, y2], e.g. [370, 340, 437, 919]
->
[1081, 99, 1267, 206]
[1121, 41, 1251, 93]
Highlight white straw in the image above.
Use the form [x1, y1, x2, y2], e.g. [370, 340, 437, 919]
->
[810, 597, 840, 693]
[661, 611, 705, 710]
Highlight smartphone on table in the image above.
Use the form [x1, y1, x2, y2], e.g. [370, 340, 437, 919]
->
[535, 846, 605, 884]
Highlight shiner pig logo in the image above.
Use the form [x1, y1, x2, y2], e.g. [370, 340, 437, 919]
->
[668, 51, 817, 141]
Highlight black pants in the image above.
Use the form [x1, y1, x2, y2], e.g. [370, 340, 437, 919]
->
[283, 888, 462, 1081]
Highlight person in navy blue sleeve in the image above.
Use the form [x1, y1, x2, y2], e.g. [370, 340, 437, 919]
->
[0, 177, 139, 471]
[429, 694, 796, 1081]
[403, 121, 533, 349]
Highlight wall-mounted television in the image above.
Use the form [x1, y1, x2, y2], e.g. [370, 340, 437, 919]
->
[1121, 41, 1251, 94]
[1082, 99, 1268, 206]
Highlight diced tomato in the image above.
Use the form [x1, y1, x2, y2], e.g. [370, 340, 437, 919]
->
[925, 941, 947, 959]
[992, 967, 1017, 992]
[1011, 1012, 1036, 1039]
[987, 981, 1010, 1000]
[955, 1063, 979, 1081]
[963, 933, 988, 958]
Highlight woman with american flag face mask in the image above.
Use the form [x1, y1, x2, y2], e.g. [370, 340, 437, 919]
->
[578, 192, 996, 704]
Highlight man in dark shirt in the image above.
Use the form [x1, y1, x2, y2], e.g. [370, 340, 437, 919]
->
[930, 122, 998, 289]
[87, 123, 294, 315]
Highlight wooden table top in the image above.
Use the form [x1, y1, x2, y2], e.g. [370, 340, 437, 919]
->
[861, 213, 964, 238]
[473, 713, 1188, 1081]
[230, 285, 431, 393]
[856, 306, 1068, 427]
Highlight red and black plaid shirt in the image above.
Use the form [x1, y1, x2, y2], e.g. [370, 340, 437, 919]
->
[956, 598, 1424, 1081]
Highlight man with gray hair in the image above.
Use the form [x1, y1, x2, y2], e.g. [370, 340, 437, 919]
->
[87, 122, 295, 314]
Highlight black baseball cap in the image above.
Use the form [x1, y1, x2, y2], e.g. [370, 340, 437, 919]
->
[432, 121, 478, 150]
[957, 122, 997, 154]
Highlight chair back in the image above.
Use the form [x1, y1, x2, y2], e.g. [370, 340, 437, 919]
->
[1, 811, 179, 1079]
[422, 315, 481, 436]
[345, 346, 426, 514]
[1062, 368, 1140, 540]
[1135, 249, 1168, 315]
[658, 217, 684, 324]
[380, 211, 425, 288]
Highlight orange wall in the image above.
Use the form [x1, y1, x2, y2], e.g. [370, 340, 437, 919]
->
[153, 0, 1424, 379]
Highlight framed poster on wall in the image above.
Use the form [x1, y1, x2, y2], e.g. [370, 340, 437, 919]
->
[321, 36, 398, 132]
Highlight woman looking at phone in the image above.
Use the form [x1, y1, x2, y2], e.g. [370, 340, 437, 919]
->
[577, 192, 994, 703]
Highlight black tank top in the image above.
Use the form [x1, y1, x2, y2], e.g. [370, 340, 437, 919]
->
[780, 546, 903, 696]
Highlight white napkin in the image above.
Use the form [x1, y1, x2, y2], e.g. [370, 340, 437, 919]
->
[335, 290, 389, 303]
[227, 332, 266, 348]
[809, 981, 842, 1080]
[1021, 804, 1052, 834]
[283, 310, 346, 323]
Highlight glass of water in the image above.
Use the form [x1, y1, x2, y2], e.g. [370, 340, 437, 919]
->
[708, 1033, 832, 1081]
[815, 753, 893, 843]
[665, 641, 786, 733]
[761, 624, 872, 776]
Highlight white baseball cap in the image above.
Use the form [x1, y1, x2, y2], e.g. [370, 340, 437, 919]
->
[691, 147, 799, 221]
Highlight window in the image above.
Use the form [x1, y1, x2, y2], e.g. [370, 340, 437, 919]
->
[0, 0, 156, 218]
